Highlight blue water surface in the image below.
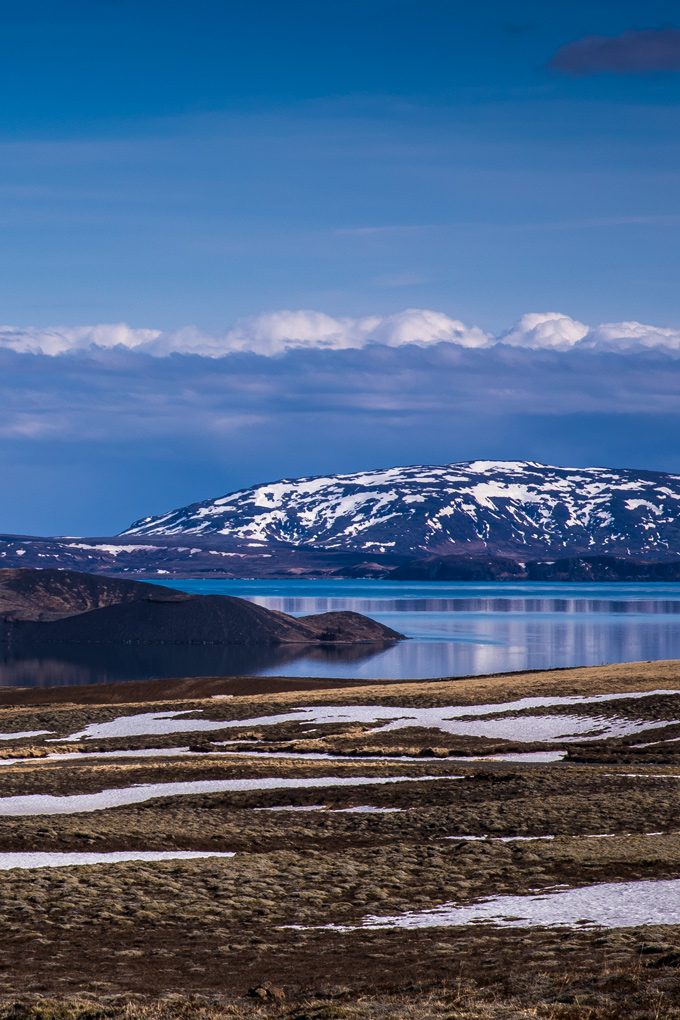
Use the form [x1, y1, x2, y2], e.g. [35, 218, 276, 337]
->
[5, 580, 680, 687]
[153, 579, 680, 681]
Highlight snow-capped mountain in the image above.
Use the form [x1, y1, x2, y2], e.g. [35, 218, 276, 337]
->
[122, 460, 680, 560]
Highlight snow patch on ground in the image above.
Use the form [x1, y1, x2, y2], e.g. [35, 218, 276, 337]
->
[19, 688, 677, 750]
[308, 878, 680, 931]
[333, 805, 403, 813]
[0, 729, 52, 742]
[444, 832, 665, 843]
[253, 805, 326, 813]
[253, 804, 402, 814]
[69, 544, 157, 555]
[197, 690, 680, 744]
[0, 775, 456, 816]
[61, 711, 233, 742]
[213, 748, 567, 763]
[0, 851, 235, 871]
[0, 747, 200, 767]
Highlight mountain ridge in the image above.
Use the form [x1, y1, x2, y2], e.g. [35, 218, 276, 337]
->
[122, 459, 680, 562]
[1, 460, 680, 579]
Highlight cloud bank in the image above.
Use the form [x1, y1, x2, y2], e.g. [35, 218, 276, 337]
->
[550, 27, 680, 75]
[1, 342, 679, 446]
[3, 334, 680, 533]
[3, 309, 680, 358]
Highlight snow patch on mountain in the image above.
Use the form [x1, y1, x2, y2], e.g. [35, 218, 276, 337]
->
[123, 460, 680, 560]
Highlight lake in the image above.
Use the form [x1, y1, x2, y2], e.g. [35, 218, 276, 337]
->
[3, 579, 680, 687]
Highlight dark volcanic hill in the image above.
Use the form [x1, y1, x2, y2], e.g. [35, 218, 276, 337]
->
[122, 460, 680, 562]
[0, 569, 402, 647]
[0, 568, 188, 621]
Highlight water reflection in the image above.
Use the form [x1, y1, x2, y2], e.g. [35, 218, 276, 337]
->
[245, 596, 680, 617]
[255, 617, 680, 681]
[166, 580, 680, 681]
[5, 579, 680, 687]
[0, 641, 394, 688]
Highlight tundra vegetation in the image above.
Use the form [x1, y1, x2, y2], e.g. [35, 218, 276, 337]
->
[1, 660, 680, 1018]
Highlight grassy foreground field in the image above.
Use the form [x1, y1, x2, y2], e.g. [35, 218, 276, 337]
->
[2, 661, 680, 1019]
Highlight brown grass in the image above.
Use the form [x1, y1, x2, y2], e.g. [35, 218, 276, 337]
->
[2, 661, 680, 1016]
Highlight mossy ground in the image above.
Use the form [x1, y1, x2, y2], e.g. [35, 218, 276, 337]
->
[1, 661, 680, 1018]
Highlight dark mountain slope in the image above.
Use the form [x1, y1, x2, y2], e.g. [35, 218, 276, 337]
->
[386, 555, 680, 582]
[0, 568, 188, 621]
[2, 581, 402, 648]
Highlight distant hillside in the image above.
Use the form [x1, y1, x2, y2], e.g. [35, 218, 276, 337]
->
[0, 567, 187, 621]
[0, 569, 402, 647]
[387, 555, 680, 582]
[122, 460, 680, 562]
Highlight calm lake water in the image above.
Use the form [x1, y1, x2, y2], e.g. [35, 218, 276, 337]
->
[3, 579, 680, 687]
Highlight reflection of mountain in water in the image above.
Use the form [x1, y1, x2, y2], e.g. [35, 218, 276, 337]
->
[249, 595, 680, 617]
[0, 642, 394, 688]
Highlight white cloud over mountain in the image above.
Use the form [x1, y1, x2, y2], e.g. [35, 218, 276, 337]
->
[2, 324, 680, 534]
[1, 309, 680, 358]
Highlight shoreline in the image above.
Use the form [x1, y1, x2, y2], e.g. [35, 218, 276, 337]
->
[2, 656, 680, 707]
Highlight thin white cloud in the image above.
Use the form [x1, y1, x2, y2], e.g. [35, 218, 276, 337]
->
[0, 322, 160, 356]
[1, 309, 680, 358]
[581, 320, 680, 353]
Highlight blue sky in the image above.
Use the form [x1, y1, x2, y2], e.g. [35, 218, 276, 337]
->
[3, 1, 680, 533]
